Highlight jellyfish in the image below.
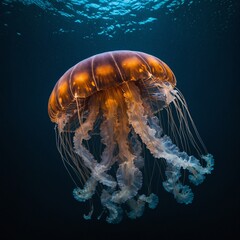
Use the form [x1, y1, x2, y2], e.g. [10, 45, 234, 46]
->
[48, 50, 214, 223]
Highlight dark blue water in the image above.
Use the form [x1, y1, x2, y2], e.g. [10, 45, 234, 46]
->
[1, 1, 239, 239]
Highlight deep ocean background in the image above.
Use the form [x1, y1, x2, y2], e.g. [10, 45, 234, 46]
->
[1, 1, 239, 239]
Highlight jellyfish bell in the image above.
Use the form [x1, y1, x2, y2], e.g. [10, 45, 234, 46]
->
[48, 50, 214, 223]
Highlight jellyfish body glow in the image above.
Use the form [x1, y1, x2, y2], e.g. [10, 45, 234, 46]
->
[48, 50, 214, 223]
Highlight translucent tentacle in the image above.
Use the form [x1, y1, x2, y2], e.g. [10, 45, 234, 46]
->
[126, 193, 159, 219]
[71, 101, 100, 205]
[100, 98, 118, 167]
[73, 101, 99, 170]
[139, 193, 159, 209]
[130, 131, 144, 169]
[123, 84, 164, 157]
[93, 98, 119, 188]
[162, 164, 194, 204]
[73, 177, 98, 202]
[112, 162, 143, 204]
[111, 101, 143, 204]
[73, 97, 118, 189]
[161, 136, 214, 186]
[126, 198, 145, 219]
[57, 113, 72, 133]
[101, 190, 123, 224]
[92, 164, 116, 188]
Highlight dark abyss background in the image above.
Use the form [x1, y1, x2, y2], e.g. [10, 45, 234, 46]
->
[1, 1, 239, 239]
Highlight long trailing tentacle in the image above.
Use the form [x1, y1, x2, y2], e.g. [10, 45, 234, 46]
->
[55, 112, 91, 187]
[73, 95, 121, 204]
[72, 97, 100, 202]
[73, 98, 99, 170]
[110, 92, 143, 205]
[89, 97, 119, 189]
